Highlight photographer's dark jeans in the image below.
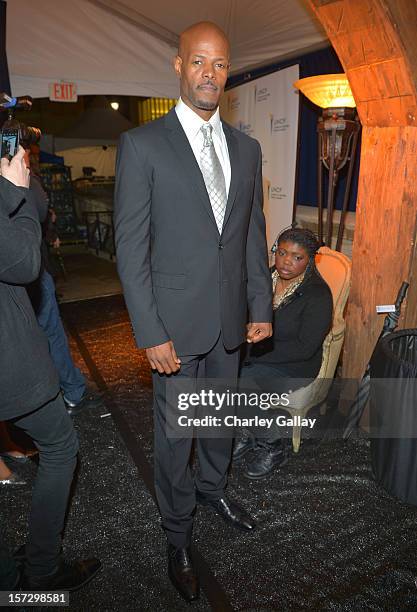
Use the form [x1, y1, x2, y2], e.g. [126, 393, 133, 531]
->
[36, 270, 85, 404]
[12, 393, 79, 577]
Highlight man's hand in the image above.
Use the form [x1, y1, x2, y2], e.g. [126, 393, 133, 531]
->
[0, 146, 30, 188]
[146, 340, 181, 374]
[246, 322, 272, 344]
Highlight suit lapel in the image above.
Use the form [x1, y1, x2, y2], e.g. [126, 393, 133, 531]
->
[221, 121, 239, 235]
[163, 110, 240, 236]
[164, 109, 219, 233]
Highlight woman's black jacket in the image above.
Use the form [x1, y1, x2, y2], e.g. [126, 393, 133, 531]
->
[249, 267, 333, 378]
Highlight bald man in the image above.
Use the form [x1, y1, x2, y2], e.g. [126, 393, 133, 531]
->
[114, 22, 272, 602]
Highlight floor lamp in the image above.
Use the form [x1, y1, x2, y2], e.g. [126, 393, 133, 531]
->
[294, 74, 361, 250]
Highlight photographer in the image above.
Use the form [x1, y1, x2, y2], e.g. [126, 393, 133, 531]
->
[0, 147, 100, 590]
[24, 148, 103, 417]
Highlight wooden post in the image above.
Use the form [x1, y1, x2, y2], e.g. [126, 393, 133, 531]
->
[308, 0, 417, 378]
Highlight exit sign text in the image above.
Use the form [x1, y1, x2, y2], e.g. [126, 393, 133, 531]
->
[49, 82, 78, 102]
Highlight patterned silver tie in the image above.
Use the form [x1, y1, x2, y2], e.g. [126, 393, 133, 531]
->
[200, 123, 227, 233]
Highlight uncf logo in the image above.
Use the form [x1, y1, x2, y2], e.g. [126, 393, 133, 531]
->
[270, 115, 288, 133]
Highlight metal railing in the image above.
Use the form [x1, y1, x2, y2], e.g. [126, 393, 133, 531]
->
[84, 211, 116, 259]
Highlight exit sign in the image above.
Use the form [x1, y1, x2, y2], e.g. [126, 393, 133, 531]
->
[49, 82, 78, 102]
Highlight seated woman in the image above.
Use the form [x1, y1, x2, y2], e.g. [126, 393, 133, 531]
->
[234, 227, 333, 479]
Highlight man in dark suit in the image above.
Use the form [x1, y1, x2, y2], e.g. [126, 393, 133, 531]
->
[114, 21, 272, 602]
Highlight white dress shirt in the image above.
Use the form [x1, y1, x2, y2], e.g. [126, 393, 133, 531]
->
[175, 97, 231, 196]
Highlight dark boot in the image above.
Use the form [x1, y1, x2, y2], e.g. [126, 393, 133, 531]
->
[244, 439, 288, 479]
[20, 558, 101, 592]
[232, 430, 257, 461]
[64, 388, 104, 417]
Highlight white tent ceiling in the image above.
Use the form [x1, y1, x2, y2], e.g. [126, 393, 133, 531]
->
[6, 0, 328, 99]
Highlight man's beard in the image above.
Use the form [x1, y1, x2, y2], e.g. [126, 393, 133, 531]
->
[192, 97, 218, 111]
[190, 83, 219, 111]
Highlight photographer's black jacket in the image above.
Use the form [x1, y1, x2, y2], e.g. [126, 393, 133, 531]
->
[0, 176, 59, 420]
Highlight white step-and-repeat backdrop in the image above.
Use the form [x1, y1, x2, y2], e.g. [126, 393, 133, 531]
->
[221, 64, 300, 251]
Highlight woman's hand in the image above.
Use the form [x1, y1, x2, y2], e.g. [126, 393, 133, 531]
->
[246, 322, 272, 343]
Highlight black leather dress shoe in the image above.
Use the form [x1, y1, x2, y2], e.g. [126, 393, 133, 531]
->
[21, 558, 101, 592]
[64, 389, 104, 417]
[196, 493, 256, 531]
[244, 439, 288, 479]
[167, 544, 199, 602]
[232, 432, 257, 462]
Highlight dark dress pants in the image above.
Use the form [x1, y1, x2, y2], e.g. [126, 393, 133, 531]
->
[11, 393, 79, 577]
[0, 541, 19, 589]
[239, 361, 307, 441]
[153, 333, 240, 548]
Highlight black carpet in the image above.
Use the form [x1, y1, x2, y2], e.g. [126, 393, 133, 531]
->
[3, 294, 417, 611]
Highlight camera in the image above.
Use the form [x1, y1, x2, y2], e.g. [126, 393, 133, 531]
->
[0, 93, 41, 159]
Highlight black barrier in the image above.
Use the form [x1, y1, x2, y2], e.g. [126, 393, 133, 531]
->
[84, 211, 115, 259]
[370, 329, 417, 505]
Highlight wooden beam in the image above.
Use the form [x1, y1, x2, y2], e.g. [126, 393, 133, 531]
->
[383, 0, 417, 95]
[310, 0, 417, 127]
[345, 126, 417, 376]
[308, 0, 417, 378]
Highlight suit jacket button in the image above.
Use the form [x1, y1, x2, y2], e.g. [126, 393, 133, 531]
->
[218, 242, 223, 249]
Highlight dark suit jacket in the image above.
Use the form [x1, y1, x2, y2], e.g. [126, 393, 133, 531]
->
[0, 177, 59, 421]
[114, 107, 272, 355]
[249, 268, 333, 378]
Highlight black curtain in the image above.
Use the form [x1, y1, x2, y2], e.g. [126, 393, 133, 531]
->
[0, 0, 10, 93]
[227, 46, 360, 212]
[0, 0, 11, 128]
